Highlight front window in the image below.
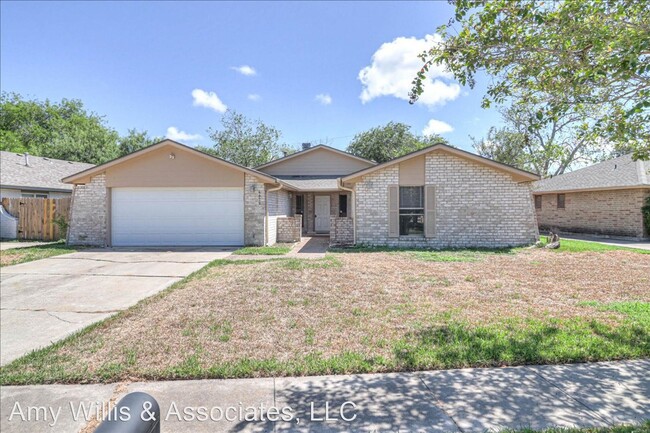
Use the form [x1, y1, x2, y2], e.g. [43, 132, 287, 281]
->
[535, 195, 542, 209]
[557, 194, 565, 209]
[295, 195, 304, 227]
[399, 186, 424, 236]
[339, 194, 348, 217]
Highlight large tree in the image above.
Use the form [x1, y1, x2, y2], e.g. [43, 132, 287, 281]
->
[206, 110, 283, 167]
[118, 128, 162, 156]
[346, 121, 447, 163]
[0, 92, 120, 164]
[473, 100, 610, 175]
[410, 0, 650, 160]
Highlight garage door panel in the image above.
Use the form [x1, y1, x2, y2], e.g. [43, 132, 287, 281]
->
[111, 187, 244, 246]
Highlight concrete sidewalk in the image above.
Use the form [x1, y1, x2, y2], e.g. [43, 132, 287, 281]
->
[1, 359, 648, 432]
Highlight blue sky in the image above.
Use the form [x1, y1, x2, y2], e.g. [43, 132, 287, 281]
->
[1, 1, 502, 152]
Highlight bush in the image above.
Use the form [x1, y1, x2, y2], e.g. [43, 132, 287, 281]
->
[643, 196, 650, 235]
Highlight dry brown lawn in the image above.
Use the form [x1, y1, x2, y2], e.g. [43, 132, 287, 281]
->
[51, 248, 649, 372]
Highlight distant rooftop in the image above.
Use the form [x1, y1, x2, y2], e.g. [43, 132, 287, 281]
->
[0, 151, 95, 192]
[534, 154, 649, 193]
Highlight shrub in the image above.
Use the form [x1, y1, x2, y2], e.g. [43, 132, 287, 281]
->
[643, 196, 650, 235]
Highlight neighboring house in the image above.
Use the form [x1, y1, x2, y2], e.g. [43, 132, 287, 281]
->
[63, 139, 540, 248]
[533, 154, 650, 239]
[0, 151, 95, 199]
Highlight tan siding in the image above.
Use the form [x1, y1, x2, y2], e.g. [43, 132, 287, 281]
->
[260, 147, 373, 176]
[105, 144, 244, 188]
[399, 155, 425, 185]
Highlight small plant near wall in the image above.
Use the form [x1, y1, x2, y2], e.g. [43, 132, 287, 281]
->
[643, 196, 650, 235]
[53, 215, 69, 238]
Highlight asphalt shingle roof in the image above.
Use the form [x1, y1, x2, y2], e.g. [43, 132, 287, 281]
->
[533, 154, 650, 193]
[1, 151, 95, 192]
[276, 175, 340, 191]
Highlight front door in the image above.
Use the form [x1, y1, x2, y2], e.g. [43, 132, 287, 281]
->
[314, 195, 330, 233]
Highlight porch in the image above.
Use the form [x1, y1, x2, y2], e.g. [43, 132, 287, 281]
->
[273, 175, 355, 246]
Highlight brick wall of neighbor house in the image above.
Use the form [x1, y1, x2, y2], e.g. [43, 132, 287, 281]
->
[244, 174, 267, 246]
[355, 152, 539, 248]
[266, 188, 292, 245]
[277, 215, 302, 243]
[68, 173, 107, 246]
[330, 216, 354, 246]
[535, 188, 650, 238]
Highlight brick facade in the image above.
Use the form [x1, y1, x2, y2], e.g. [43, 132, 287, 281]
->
[354, 151, 539, 248]
[535, 188, 650, 238]
[244, 174, 266, 246]
[330, 216, 354, 246]
[277, 215, 302, 243]
[68, 173, 107, 246]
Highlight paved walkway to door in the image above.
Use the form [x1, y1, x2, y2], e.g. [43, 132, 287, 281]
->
[287, 236, 329, 258]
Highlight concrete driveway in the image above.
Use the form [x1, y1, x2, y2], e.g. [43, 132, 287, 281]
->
[0, 247, 233, 365]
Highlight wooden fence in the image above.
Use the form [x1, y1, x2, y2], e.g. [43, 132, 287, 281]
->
[1, 197, 71, 241]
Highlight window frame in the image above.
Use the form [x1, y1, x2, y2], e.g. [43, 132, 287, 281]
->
[398, 186, 425, 236]
[20, 191, 48, 199]
[534, 195, 542, 209]
[557, 193, 566, 209]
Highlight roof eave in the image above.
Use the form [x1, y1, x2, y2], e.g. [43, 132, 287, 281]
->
[342, 143, 540, 183]
[0, 184, 72, 193]
[533, 185, 650, 194]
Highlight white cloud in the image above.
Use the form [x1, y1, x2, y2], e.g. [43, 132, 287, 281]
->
[166, 126, 202, 142]
[231, 65, 257, 76]
[247, 93, 261, 101]
[422, 119, 454, 136]
[191, 89, 228, 113]
[315, 93, 332, 105]
[358, 34, 461, 107]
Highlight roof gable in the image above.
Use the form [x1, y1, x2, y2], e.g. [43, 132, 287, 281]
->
[342, 143, 540, 183]
[62, 139, 277, 184]
[534, 154, 649, 193]
[256, 145, 375, 176]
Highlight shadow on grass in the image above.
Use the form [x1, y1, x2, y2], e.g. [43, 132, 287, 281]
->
[394, 319, 650, 370]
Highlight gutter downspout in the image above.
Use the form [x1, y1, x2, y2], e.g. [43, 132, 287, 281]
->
[265, 182, 283, 246]
[338, 178, 356, 245]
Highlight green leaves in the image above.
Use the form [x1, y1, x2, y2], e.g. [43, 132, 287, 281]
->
[411, 0, 650, 157]
[206, 110, 285, 167]
[346, 122, 448, 163]
[0, 93, 162, 164]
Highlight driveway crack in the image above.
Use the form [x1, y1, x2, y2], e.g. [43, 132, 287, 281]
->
[52, 257, 212, 264]
[1, 307, 121, 314]
[46, 311, 78, 324]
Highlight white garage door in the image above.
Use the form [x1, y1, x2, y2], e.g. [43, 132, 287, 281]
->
[111, 187, 244, 246]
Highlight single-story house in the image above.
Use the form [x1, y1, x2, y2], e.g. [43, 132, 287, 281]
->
[63, 139, 540, 248]
[0, 151, 95, 199]
[533, 154, 650, 238]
